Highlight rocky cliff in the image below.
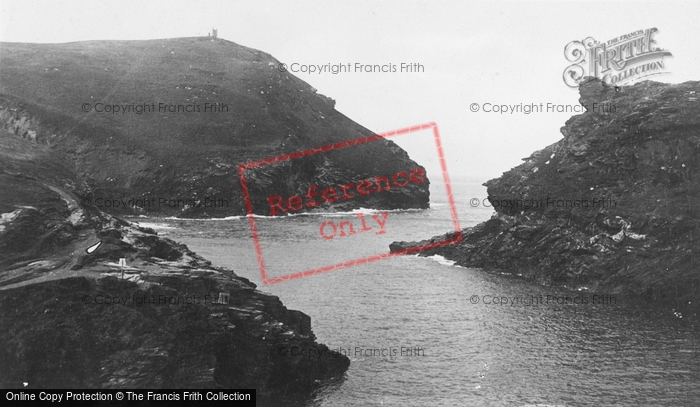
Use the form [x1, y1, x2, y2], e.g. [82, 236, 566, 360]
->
[0, 122, 348, 401]
[391, 77, 700, 320]
[0, 37, 429, 218]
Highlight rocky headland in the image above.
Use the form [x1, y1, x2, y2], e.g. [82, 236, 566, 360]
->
[0, 126, 348, 402]
[0, 36, 453, 401]
[392, 77, 700, 321]
[0, 37, 428, 218]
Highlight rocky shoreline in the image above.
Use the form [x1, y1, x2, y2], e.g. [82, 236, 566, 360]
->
[0, 36, 438, 399]
[392, 78, 700, 322]
[0, 130, 349, 402]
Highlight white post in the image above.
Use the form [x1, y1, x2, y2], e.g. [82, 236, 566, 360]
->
[118, 258, 126, 279]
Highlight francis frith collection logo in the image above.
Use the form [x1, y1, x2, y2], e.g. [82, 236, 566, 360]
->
[563, 28, 672, 88]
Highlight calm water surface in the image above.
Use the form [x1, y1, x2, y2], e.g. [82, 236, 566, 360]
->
[129, 180, 700, 406]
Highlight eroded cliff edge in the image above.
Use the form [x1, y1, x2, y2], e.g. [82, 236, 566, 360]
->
[0, 128, 348, 401]
[0, 37, 428, 218]
[391, 78, 699, 320]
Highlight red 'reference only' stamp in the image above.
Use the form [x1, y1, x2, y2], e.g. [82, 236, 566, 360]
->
[238, 122, 461, 284]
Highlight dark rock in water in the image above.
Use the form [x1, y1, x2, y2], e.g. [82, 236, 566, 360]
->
[0, 127, 348, 400]
[0, 38, 428, 218]
[391, 77, 700, 320]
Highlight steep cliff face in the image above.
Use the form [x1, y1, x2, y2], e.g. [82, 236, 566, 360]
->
[0, 128, 348, 401]
[391, 78, 700, 319]
[0, 37, 428, 217]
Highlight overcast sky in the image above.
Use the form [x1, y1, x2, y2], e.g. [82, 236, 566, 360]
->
[2, 0, 699, 182]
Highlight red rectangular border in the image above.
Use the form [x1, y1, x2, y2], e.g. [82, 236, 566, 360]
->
[238, 122, 461, 284]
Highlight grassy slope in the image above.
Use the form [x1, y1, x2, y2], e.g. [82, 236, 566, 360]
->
[0, 37, 426, 216]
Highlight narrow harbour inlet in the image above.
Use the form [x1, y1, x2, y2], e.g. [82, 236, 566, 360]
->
[149, 180, 700, 406]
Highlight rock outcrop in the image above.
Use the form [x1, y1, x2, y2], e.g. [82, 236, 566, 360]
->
[0, 127, 348, 401]
[391, 77, 700, 320]
[0, 37, 429, 218]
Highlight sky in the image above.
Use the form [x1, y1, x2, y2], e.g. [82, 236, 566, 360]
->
[1, 0, 699, 183]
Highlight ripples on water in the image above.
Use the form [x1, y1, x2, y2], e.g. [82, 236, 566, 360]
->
[130, 181, 700, 406]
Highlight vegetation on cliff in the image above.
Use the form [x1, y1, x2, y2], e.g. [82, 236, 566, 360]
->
[0, 37, 428, 217]
[0, 37, 361, 397]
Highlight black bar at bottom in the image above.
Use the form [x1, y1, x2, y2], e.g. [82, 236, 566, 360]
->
[3, 389, 256, 406]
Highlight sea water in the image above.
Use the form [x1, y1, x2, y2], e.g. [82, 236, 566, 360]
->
[130, 178, 700, 406]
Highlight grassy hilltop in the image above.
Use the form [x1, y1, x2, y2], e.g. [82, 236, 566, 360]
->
[0, 37, 428, 217]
